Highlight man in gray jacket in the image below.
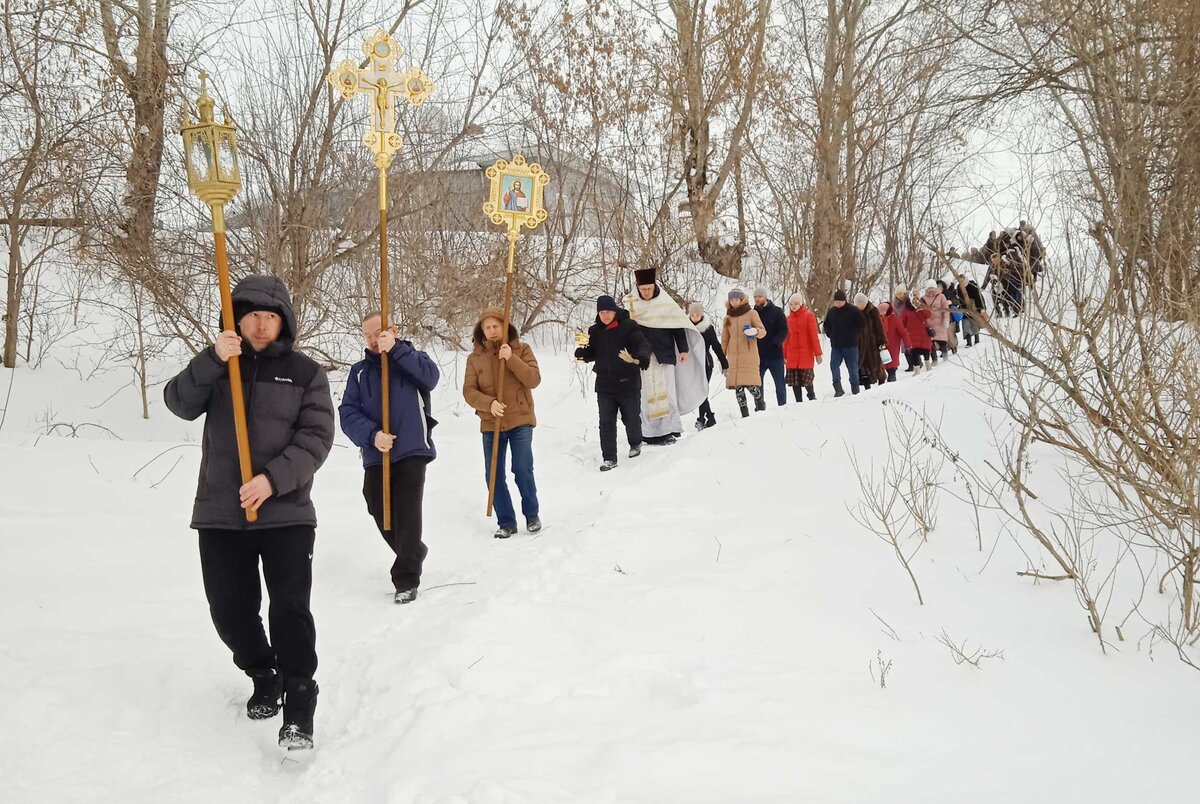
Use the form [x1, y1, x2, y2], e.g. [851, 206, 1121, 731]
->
[165, 275, 334, 750]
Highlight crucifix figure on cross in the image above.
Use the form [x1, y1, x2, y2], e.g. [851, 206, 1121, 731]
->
[328, 30, 435, 168]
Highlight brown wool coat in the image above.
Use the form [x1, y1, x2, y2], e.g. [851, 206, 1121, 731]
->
[857, 303, 888, 383]
[721, 302, 766, 388]
[463, 330, 541, 433]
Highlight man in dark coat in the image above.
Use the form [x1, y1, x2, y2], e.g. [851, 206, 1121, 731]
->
[575, 295, 652, 470]
[164, 275, 334, 751]
[339, 312, 440, 605]
[822, 290, 866, 396]
[753, 287, 789, 408]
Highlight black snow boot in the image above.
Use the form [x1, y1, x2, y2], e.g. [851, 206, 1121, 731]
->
[806, 386, 816, 401]
[739, 402, 750, 418]
[629, 444, 642, 458]
[833, 383, 845, 398]
[493, 525, 517, 539]
[600, 460, 617, 471]
[526, 516, 542, 533]
[247, 669, 282, 720]
[278, 679, 318, 751]
[851, 385, 861, 395]
[887, 368, 897, 382]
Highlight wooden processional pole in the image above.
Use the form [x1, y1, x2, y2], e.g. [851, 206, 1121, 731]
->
[486, 229, 519, 516]
[181, 72, 256, 523]
[329, 31, 435, 531]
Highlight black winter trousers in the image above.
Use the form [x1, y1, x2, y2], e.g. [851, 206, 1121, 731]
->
[364, 457, 429, 592]
[198, 525, 317, 682]
[598, 391, 642, 462]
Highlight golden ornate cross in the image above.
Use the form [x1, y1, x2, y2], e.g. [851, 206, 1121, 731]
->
[328, 31, 435, 168]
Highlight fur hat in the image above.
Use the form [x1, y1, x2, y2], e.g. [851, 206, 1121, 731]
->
[634, 267, 657, 286]
[894, 284, 909, 296]
[687, 301, 704, 317]
[788, 292, 805, 308]
[479, 306, 505, 324]
[924, 279, 939, 291]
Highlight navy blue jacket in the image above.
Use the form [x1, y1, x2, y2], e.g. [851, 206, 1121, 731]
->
[755, 300, 789, 361]
[339, 342, 440, 468]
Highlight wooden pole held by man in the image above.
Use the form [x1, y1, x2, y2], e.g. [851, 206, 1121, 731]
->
[211, 204, 257, 523]
[486, 230, 518, 516]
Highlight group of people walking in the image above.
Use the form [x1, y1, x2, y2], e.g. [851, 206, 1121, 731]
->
[161, 264, 991, 752]
[970, 222, 1044, 317]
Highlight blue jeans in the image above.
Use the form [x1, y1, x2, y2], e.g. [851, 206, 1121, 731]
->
[481, 425, 539, 529]
[830, 346, 860, 391]
[759, 357, 787, 406]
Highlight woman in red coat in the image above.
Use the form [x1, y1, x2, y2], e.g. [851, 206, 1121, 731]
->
[896, 290, 934, 374]
[876, 301, 907, 382]
[783, 292, 823, 401]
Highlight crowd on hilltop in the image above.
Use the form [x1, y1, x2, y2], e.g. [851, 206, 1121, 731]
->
[956, 220, 1046, 318]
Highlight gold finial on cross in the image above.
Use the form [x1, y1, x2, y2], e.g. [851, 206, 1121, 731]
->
[327, 30, 436, 168]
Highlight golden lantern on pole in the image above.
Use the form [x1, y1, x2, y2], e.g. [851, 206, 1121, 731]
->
[328, 30, 435, 531]
[180, 70, 257, 523]
[481, 154, 551, 517]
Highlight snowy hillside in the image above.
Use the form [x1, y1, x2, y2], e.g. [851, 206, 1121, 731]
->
[1, 336, 1196, 804]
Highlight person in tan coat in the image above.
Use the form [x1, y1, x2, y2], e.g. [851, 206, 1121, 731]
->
[463, 307, 542, 539]
[720, 288, 767, 418]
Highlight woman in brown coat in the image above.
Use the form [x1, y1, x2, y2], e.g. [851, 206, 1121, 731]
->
[854, 293, 888, 390]
[463, 307, 542, 539]
[720, 288, 767, 418]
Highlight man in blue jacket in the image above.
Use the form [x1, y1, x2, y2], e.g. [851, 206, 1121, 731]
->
[339, 313, 440, 605]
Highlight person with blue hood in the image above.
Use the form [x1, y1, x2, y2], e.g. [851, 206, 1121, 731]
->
[164, 275, 335, 751]
[339, 311, 440, 605]
[574, 295, 652, 471]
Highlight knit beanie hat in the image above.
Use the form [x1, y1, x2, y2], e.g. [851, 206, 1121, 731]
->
[853, 292, 869, 306]
[788, 292, 805, 308]
[753, 286, 769, 298]
[596, 295, 618, 312]
[728, 288, 747, 301]
[833, 290, 847, 302]
[233, 299, 284, 324]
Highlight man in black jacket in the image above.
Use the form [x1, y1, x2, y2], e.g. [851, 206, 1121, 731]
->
[753, 287, 789, 408]
[164, 275, 334, 751]
[575, 295, 652, 471]
[822, 290, 866, 396]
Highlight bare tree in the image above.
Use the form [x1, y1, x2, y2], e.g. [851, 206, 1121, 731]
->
[1, 0, 102, 367]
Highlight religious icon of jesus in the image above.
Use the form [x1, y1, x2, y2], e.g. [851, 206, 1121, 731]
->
[503, 179, 529, 213]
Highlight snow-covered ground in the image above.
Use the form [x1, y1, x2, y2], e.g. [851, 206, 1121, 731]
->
[1, 335, 1196, 804]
